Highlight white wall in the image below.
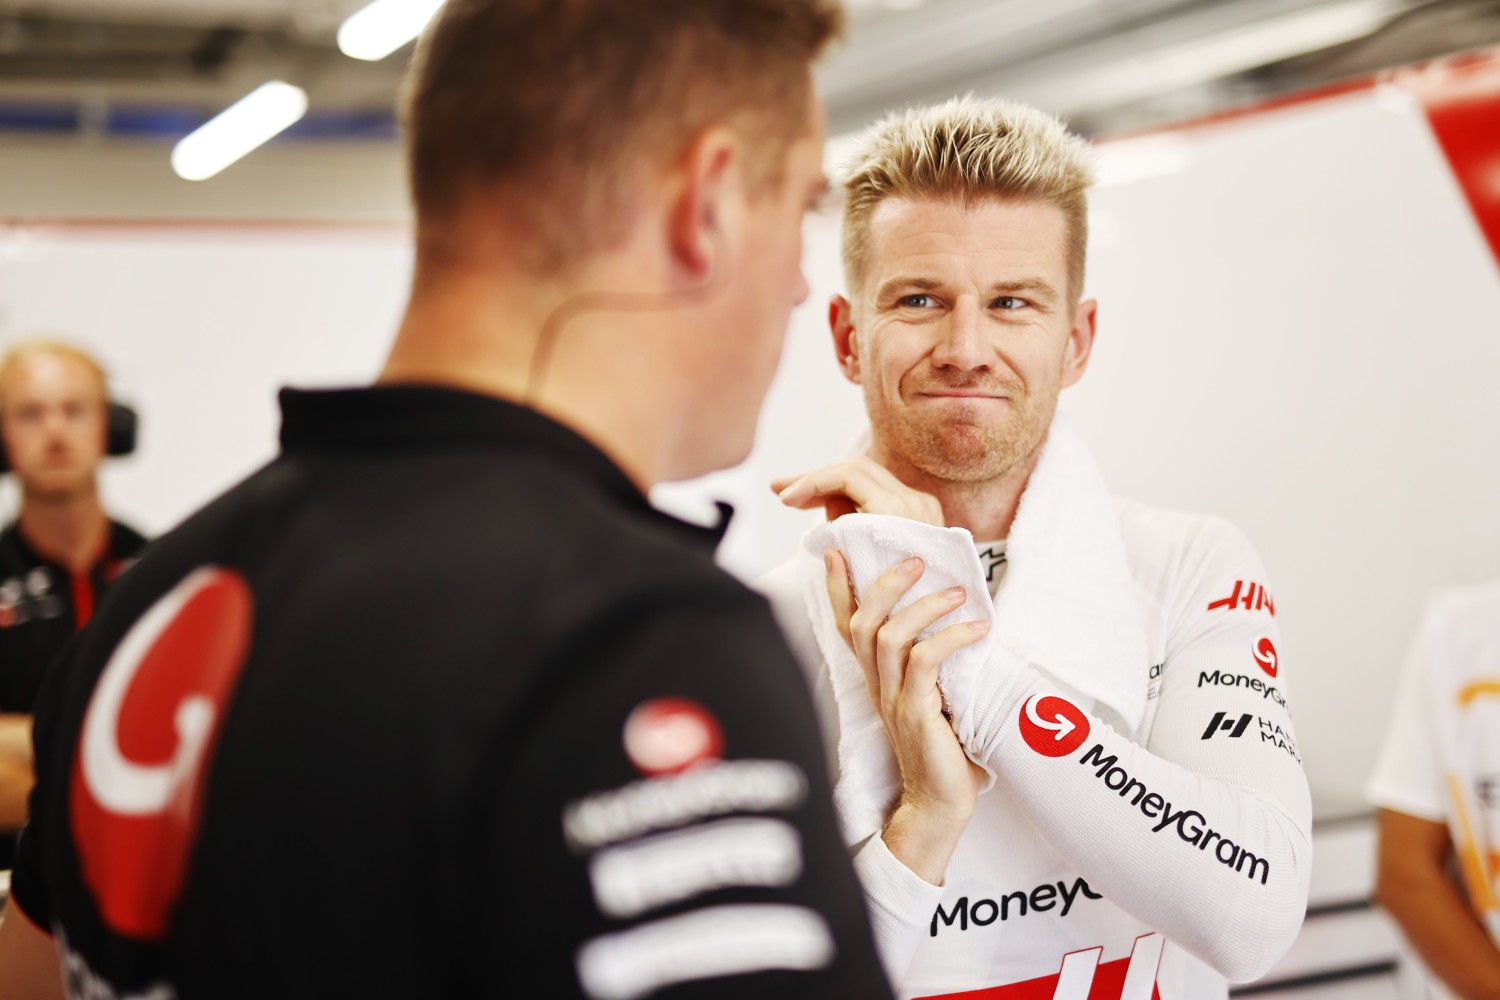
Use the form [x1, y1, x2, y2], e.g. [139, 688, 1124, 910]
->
[3, 86, 1498, 820]
[0, 222, 411, 533]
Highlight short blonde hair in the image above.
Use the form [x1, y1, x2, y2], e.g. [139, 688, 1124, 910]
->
[0, 340, 108, 410]
[841, 96, 1096, 301]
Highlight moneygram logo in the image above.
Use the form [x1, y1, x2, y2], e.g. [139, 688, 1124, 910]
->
[1254, 638, 1278, 678]
[1019, 694, 1090, 758]
[1197, 670, 1286, 707]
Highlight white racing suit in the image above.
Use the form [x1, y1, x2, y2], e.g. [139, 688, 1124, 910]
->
[758, 438, 1311, 1000]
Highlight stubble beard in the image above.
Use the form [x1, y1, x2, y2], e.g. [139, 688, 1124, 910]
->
[869, 376, 1058, 486]
[20, 456, 99, 505]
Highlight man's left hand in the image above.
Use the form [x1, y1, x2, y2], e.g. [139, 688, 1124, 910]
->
[824, 548, 987, 884]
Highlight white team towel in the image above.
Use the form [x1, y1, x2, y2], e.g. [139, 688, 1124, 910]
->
[800, 418, 1150, 844]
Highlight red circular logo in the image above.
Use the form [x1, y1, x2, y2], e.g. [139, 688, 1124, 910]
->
[623, 698, 723, 776]
[69, 566, 254, 941]
[1018, 694, 1090, 758]
[1254, 637, 1278, 678]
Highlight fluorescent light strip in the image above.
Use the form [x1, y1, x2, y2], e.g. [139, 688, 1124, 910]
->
[170, 81, 308, 182]
[338, 0, 447, 62]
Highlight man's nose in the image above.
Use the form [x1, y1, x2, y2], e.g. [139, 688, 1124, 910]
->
[930, 297, 992, 371]
[40, 409, 75, 439]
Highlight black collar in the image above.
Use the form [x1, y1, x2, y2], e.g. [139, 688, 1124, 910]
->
[278, 385, 732, 548]
[0, 520, 143, 576]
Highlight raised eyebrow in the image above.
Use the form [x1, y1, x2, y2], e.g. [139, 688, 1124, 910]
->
[874, 276, 944, 301]
[991, 279, 1060, 304]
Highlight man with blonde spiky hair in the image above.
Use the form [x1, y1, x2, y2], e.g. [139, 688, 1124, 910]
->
[760, 96, 1312, 998]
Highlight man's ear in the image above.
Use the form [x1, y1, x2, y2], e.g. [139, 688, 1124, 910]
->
[667, 126, 737, 285]
[1060, 297, 1099, 389]
[830, 294, 861, 385]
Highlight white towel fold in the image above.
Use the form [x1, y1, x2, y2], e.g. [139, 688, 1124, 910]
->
[800, 418, 1150, 845]
[802, 516, 997, 841]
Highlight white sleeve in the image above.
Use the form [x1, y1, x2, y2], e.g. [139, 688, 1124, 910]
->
[754, 557, 843, 778]
[1366, 608, 1446, 822]
[950, 524, 1312, 983]
[850, 833, 947, 983]
[760, 557, 943, 976]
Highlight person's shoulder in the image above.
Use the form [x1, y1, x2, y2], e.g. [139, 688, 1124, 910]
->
[1114, 496, 1264, 571]
[751, 551, 824, 661]
[108, 519, 148, 555]
[752, 553, 812, 610]
[1419, 578, 1500, 644]
[1426, 577, 1500, 613]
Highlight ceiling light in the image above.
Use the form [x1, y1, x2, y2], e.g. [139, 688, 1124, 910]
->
[338, 0, 447, 62]
[170, 81, 308, 182]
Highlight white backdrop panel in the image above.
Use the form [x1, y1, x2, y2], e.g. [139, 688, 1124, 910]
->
[0, 224, 412, 532]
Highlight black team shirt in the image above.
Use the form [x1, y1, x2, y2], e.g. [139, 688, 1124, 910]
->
[12, 386, 894, 1000]
[0, 520, 146, 713]
[0, 519, 145, 870]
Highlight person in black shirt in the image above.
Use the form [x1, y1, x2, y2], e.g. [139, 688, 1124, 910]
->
[0, 2, 895, 998]
[0, 342, 146, 871]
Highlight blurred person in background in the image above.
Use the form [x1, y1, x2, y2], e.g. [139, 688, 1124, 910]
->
[0, 1, 896, 998]
[759, 97, 1311, 999]
[0, 341, 145, 872]
[1370, 584, 1500, 1000]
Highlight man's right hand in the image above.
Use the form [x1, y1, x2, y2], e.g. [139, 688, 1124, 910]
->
[773, 455, 944, 525]
[825, 548, 988, 885]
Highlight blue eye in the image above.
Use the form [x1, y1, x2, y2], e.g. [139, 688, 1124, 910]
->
[899, 294, 932, 308]
[993, 297, 1027, 310]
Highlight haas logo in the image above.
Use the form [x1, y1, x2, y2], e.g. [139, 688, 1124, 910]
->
[69, 566, 253, 941]
[917, 933, 1163, 999]
[1018, 694, 1090, 758]
[622, 698, 724, 776]
[1254, 638, 1278, 679]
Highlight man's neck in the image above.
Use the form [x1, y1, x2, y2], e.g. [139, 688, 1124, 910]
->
[872, 443, 1042, 541]
[379, 260, 679, 492]
[16, 489, 109, 575]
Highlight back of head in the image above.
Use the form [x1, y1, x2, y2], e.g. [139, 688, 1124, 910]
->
[840, 96, 1096, 301]
[404, 0, 844, 274]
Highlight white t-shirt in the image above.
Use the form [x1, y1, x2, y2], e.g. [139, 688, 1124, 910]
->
[1367, 583, 1500, 1000]
[759, 499, 1311, 1000]
[1367, 628, 1448, 823]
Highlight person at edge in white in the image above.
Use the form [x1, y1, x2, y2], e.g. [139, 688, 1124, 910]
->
[756, 97, 1311, 1000]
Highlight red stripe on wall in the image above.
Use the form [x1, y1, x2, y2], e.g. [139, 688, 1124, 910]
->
[1097, 45, 1500, 274]
[1396, 51, 1500, 271]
